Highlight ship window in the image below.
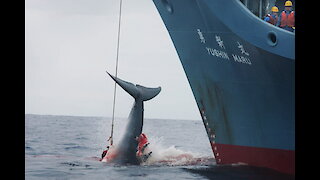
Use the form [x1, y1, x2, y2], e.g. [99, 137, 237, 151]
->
[243, 0, 269, 18]
[240, 0, 275, 19]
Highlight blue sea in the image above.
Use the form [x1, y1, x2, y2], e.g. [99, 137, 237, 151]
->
[25, 114, 294, 179]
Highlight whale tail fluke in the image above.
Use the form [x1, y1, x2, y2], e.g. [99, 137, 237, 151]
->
[107, 72, 161, 101]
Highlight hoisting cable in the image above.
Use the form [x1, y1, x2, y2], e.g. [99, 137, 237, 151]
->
[109, 0, 123, 146]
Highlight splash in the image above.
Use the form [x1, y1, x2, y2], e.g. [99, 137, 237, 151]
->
[141, 136, 215, 166]
[98, 136, 215, 166]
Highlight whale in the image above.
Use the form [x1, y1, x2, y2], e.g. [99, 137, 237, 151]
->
[106, 72, 161, 164]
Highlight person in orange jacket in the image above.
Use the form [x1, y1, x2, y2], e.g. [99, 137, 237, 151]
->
[276, 1, 295, 32]
[264, 6, 279, 25]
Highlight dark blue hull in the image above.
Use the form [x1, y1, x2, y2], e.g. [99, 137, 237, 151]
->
[152, 0, 295, 174]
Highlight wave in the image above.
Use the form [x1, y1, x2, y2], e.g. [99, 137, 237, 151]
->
[64, 145, 89, 150]
[141, 137, 215, 166]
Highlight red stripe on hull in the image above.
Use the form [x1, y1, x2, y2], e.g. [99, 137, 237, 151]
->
[210, 143, 295, 175]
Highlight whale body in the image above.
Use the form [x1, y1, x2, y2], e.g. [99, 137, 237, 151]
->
[106, 72, 161, 164]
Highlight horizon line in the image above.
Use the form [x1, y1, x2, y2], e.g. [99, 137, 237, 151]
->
[25, 113, 201, 121]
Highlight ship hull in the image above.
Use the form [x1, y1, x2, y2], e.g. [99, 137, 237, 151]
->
[152, 0, 295, 174]
[211, 143, 294, 174]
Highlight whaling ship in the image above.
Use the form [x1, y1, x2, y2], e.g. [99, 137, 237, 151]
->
[152, 0, 295, 174]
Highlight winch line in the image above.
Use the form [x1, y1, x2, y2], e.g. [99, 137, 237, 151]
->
[110, 0, 123, 146]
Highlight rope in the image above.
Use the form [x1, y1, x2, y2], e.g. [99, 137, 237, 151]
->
[110, 0, 123, 146]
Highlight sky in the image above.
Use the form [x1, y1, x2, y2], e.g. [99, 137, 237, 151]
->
[25, 0, 201, 120]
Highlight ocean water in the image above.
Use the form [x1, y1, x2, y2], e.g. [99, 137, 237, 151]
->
[25, 114, 294, 179]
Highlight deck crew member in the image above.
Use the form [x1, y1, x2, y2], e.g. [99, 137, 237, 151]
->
[276, 1, 295, 32]
[264, 6, 279, 25]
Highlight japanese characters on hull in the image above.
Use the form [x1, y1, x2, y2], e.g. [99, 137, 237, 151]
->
[196, 29, 252, 66]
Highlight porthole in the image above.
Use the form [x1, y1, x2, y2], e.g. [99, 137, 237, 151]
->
[161, 0, 174, 14]
[267, 31, 278, 46]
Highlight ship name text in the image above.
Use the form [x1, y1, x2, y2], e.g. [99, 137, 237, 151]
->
[197, 29, 252, 66]
[206, 47, 229, 60]
[231, 54, 252, 65]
